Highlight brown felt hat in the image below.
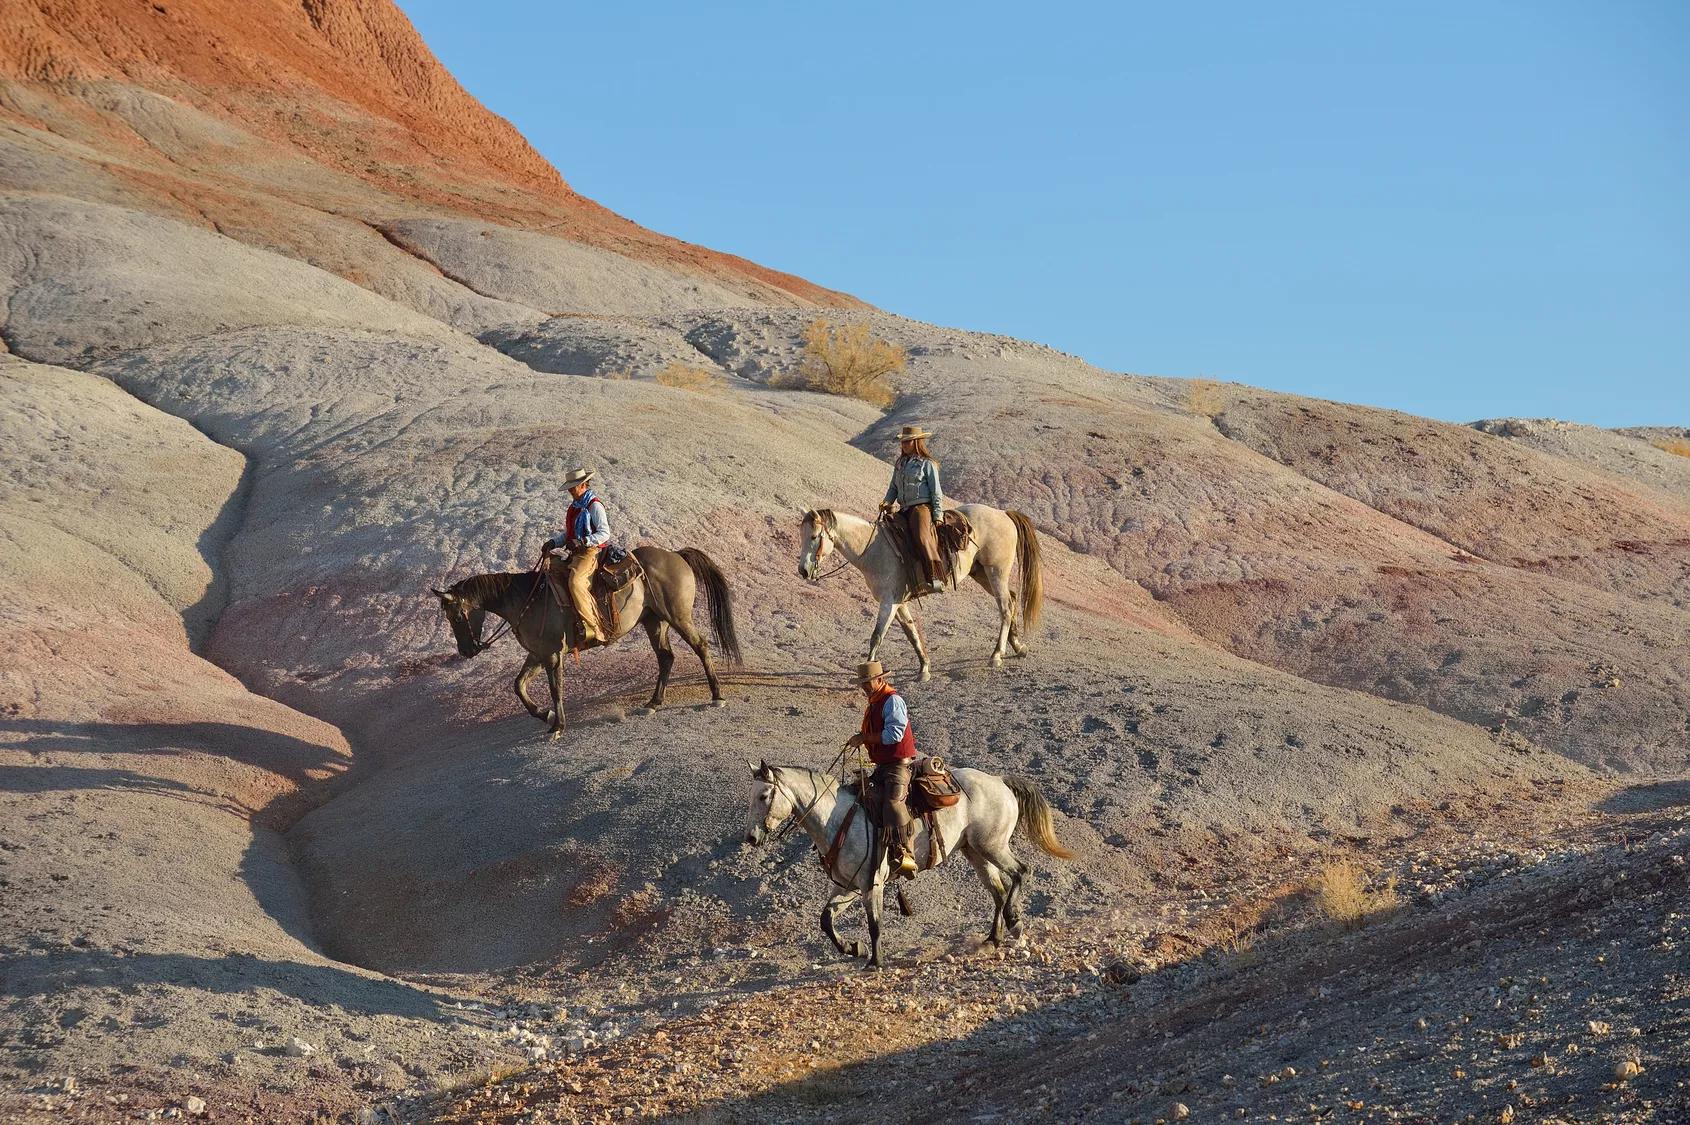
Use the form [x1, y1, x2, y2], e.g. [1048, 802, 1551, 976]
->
[563, 467, 595, 487]
[854, 660, 887, 685]
[896, 425, 933, 442]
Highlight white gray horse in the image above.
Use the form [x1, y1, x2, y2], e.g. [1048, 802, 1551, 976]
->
[797, 506, 1043, 680]
[744, 760, 1074, 967]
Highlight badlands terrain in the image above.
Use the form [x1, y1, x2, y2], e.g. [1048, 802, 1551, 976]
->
[1, 1, 1687, 1121]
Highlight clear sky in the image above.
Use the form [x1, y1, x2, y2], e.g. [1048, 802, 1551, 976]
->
[398, 1, 1686, 427]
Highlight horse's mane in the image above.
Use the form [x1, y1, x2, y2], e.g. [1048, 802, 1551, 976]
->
[771, 763, 842, 794]
[451, 571, 530, 605]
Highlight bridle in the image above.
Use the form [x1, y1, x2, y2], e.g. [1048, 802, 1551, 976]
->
[771, 746, 848, 844]
[440, 552, 548, 654]
[803, 511, 888, 583]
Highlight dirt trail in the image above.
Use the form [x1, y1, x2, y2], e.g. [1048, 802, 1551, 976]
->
[424, 783, 1690, 1124]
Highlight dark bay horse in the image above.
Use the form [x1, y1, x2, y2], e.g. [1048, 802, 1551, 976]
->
[432, 547, 741, 738]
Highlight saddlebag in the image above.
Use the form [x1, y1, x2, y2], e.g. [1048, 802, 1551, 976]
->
[913, 756, 963, 809]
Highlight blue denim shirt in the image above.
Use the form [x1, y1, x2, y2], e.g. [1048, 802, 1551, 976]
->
[883, 456, 943, 516]
[880, 693, 909, 745]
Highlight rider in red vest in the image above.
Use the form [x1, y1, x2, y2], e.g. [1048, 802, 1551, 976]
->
[845, 659, 919, 879]
[542, 467, 610, 647]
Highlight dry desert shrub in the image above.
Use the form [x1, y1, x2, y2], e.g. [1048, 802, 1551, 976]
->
[774, 318, 904, 407]
[1186, 378, 1230, 418]
[1310, 861, 1399, 930]
[1649, 436, 1690, 458]
[653, 361, 721, 393]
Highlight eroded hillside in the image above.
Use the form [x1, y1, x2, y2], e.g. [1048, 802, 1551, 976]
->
[1, 2, 1685, 1120]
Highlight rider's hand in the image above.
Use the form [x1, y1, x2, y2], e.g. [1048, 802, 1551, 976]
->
[878, 502, 894, 516]
[845, 732, 866, 749]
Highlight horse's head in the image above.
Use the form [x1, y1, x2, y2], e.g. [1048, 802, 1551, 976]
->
[431, 583, 488, 659]
[797, 509, 836, 581]
[744, 759, 794, 845]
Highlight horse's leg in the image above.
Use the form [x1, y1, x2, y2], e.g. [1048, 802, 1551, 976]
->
[514, 655, 547, 720]
[981, 841, 1031, 932]
[640, 616, 674, 711]
[864, 874, 887, 969]
[963, 846, 1009, 945]
[675, 621, 723, 705]
[983, 566, 1014, 668]
[544, 651, 565, 741]
[866, 598, 898, 663]
[894, 604, 931, 683]
[821, 891, 863, 958]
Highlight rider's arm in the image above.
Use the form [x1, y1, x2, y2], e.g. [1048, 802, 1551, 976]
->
[880, 694, 908, 745]
[580, 500, 611, 548]
[926, 460, 944, 517]
[883, 472, 898, 508]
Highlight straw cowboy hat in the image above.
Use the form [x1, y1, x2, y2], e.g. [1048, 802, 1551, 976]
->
[854, 659, 888, 686]
[895, 425, 934, 442]
[562, 467, 595, 487]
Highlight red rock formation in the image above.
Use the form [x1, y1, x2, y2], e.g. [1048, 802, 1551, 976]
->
[0, 0, 858, 307]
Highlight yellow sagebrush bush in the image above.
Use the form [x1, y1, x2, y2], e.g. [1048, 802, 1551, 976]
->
[1649, 436, 1690, 459]
[1186, 377, 1230, 418]
[653, 361, 721, 393]
[1310, 861, 1399, 930]
[774, 319, 904, 407]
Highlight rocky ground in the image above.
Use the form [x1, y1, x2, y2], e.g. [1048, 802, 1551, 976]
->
[421, 784, 1690, 1124]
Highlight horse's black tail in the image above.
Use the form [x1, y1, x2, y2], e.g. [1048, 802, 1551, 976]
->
[678, 548, 743, 665]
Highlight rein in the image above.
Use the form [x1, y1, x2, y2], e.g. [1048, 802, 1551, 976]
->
[808, 558, 855, 583]
[772, 749, 877, 891]
[774, 745, 848, 844]
[467, 554, 546, 653]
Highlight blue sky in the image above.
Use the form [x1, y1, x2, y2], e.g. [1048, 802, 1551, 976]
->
[399, 1, 1686, 427]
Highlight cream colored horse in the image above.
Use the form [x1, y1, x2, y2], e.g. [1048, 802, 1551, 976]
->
[798, 506, 1042, 679]
[744, 760, 1074, 967]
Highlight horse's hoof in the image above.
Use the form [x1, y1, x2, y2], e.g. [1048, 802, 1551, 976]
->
[710, 699, 727, 709]
[632, 706, 656, 717]
[990, 657, 1005, 670]
[847, 941, 865, 958]
[918, 668, 932, 683]
[547, 729, 563, 743]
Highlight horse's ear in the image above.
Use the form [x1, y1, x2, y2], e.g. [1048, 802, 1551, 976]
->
[430, 587, 447, 600]
[747, 759, 760, 776]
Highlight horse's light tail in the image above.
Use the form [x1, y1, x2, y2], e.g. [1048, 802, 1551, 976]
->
[1005, 775, 1074, 859]
[1007, 510, 1043, 635]
[678, 548, 743, 665]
